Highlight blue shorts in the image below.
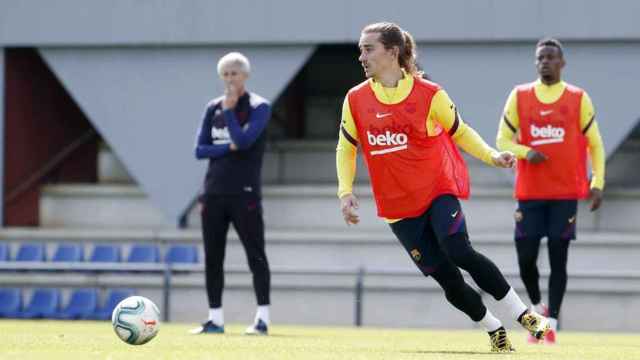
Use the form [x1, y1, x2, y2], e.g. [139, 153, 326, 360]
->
[389, 195, 468, 275]
[514, 200, 578, 241]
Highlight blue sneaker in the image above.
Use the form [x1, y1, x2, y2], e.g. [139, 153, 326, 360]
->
[245, 319, 268, 336]
[190, 320, 224, 334]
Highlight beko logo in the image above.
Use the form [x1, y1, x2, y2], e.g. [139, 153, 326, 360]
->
[367, 131, 408, 155]
[530, 124, 565, 145]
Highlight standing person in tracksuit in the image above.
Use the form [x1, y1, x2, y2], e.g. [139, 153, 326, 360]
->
[192, 52, 271, 335]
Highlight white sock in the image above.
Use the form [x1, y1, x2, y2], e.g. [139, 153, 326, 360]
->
[498, 287, 528, 321]
[477, 309, 502, 332]
[255, 305, 270, 325]
[532, 303, 546, 315]
[208, 307, 224, 325]
[549, 317, 558, 331]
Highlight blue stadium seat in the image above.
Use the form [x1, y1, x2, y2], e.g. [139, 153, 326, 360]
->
[127, 244, 160, 263]
[90, 288, 135, 320]
[15, 243, 46, 262]
[52, 243, 84, 262]
[0, 288, 22, 318]
[56, 288, 98, 320]
[0, 243, 9, 261]
[89, 244, 121, 262]
[164, 244, 198, 264]
[20, 288, 61, 319]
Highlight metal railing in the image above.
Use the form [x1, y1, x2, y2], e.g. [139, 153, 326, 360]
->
[3, 263, 634, 324]
[4, 129, 97, 205]
[0, 262, 375, 324]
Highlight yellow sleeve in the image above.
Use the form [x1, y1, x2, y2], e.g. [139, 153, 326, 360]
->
[496, 88, 531, 158]
[580, 92, 606, 189]
[430, 90, 498, 166]
[336, 96, 358, 198]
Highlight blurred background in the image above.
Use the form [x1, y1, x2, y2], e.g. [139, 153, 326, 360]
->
[1, 0, 639, 331]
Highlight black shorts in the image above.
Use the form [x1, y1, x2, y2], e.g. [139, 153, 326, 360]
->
[514, 200, 578, 241]
[389, 195, 468, 275]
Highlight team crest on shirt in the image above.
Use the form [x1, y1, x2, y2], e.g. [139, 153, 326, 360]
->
[404, 102, 417, 114]
[410, 249, 422, 261]
[514, 210, 523, 222]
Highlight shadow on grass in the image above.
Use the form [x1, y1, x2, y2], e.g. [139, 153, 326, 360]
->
[401, 350, 496, 355]
[208, 333, 306, 339]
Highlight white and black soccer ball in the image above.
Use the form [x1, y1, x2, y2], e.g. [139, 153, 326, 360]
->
[111, 296, 160, 345]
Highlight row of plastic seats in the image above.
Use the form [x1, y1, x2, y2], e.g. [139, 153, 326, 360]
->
[0, 243, 198, 263]
[0, 287, 135, 320]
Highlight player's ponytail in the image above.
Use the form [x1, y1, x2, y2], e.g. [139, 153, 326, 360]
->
[399, 30, 421, 77]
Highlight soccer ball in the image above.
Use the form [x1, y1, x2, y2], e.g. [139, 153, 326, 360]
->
[111, 296, 160, 345]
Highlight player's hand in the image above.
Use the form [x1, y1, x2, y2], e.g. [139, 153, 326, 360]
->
[492, 151, 516, 168]
[229, 142, 238, 151]
[589, 188, 603, 212]
[340, 193, 360, 225]
[526, 149, 548, 164]
[222, 84, 239, 109]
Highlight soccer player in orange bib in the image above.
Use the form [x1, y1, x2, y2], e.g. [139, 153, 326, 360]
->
[336, 22, 550, 352]
[496, 38, 606, 345]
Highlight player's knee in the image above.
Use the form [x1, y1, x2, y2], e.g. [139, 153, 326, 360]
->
[549, 266, 567, 278]
[248, 256, 269, 272]
[443, 233, 475, 266]
[517, 252, 537, 270]
[443, 287, 463, 305]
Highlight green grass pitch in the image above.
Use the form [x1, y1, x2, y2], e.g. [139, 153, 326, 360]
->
[1, 320, 639, 360]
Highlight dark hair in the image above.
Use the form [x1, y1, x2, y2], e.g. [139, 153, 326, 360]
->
[362, 22, 423, 77]
[536, 37, 564, 57]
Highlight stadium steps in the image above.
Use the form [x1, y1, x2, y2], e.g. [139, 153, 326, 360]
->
[98, 140, 513, 187]
[39, 183, 640, 232]
[2, 227, 640, 273]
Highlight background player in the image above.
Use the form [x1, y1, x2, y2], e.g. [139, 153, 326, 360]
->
[496, 38, 606, 344]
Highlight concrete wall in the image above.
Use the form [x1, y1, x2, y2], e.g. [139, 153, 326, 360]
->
[2, 0, 639, 225]
[0, 50, 3, 223]
[2, 0, 640, 45]
[417, 42, 640, 154]
[37, 46, 313, 223]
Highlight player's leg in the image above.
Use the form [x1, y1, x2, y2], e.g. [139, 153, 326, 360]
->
[191, 195, 229, 334]
[430, 195, 549, 340]
[430, 260, 514, 352]
[545, 200, 577, 344]
[514, 201, 546, 311]
[515, 200, 552, 344]
[230, 192, 271, 335]
[430, 195, 509, 299]
[547, 237, 571, 315]
[390, 208, 513, 352]
[515, 236, 544, 307]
